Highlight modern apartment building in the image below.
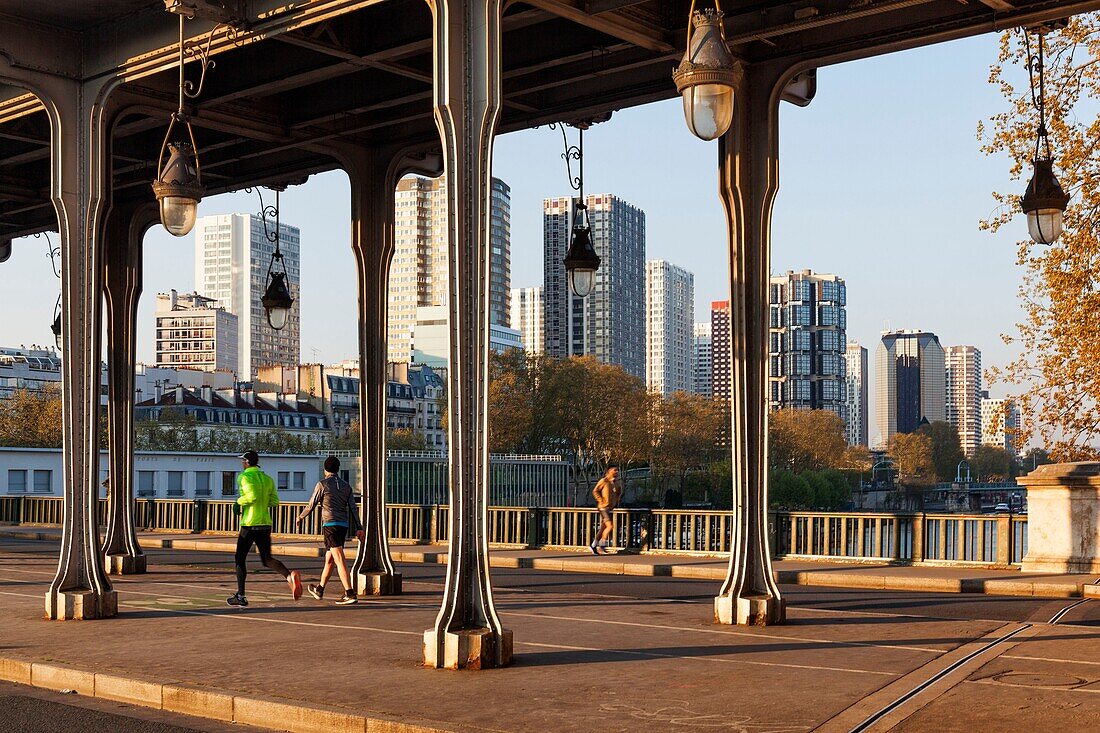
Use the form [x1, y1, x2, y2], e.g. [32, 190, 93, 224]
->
[844, 341, 869, 447]
[0, 346, 61, 399]
[645, 260, 694, 396]
[875, 330, 946, 446]
[193, 213, 301, 379]
[388, 175, 511, 363]
[768, 270, 847, 421]
[543, 194, 645, 379]
[154, 290, 239, 374]
[510, 286, 543, 355]
[981, 394, 1021, 457]
[692, 322, 713, 397]
[945, 345, 983, 456]
[710, 300, 731, 402]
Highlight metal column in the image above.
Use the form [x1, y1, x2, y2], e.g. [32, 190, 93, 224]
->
[423, 0, 512, 669]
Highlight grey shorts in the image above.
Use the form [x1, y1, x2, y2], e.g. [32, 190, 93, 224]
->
[598, 508, 613, 524]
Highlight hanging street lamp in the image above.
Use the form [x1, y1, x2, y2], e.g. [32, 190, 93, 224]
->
[1020, 29, 1069, 245]
[254, 186, 295, 330]
[38, 232, 62, 353]
[551, 120, 602, 298]
[672, 0, 742, 141]
[152, 12, 218, 236]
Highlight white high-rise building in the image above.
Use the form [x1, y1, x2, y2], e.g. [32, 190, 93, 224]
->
[981, 395, 1021, 457]
[875, 330, 946, 447]
[389, 175, 511, 363]
[645, 260, 694, 396]
[194, 213, 300, 380]
[692, 322, 712, 397]
[154, 290, 238, 374]
[844, 341, 868, 447]
[510, 286, 543, 355]
[945, 345, 982, 456]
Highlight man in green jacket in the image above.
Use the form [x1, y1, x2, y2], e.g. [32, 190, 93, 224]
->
[227, 450, 302, 607]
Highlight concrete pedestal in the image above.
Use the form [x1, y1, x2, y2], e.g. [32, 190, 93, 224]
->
[357, 571, 401, 596]
[1019, 462, 1100, 573]
[105, 554, 147, 575]
[715, 594, 784, 626]
[45, 589, 118, 620]
[423, 628, 513, 670]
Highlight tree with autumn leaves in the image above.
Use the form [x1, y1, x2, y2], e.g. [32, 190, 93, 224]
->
[982, 17, 1100, 459]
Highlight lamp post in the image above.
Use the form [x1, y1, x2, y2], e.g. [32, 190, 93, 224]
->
[672, 0, 742, 141]
[253, 186, 294, 331]
[38, 232, 62, 352]
[1020, 29, 1069, 244]
[152, 12, 219, 236]
[551, 121, 602, 299]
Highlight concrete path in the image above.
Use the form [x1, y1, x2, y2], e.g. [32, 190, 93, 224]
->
[0, 536, 1099, 732]
[3, 525, 1098, 599]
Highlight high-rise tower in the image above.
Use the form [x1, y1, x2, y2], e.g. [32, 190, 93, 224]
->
[645, 260, 694, 396]
[543, 194, 645, 379]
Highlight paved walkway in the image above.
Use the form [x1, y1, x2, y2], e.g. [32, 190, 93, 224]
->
[0, 535, 1099, 732]
[3, 525, 1099, 599]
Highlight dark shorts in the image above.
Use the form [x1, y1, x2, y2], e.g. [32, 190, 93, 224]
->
[598, 508, 613, 524]
[322, 524, 348, 549]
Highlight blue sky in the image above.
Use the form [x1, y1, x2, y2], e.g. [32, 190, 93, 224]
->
[0, 33, 1027, 445]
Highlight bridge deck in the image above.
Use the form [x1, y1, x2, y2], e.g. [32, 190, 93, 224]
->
[0, 537, 1098, 732]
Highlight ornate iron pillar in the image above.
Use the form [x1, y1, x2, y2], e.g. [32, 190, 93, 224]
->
[335, 144, 429, 596]
[23, 69, 121, 619]
[102, 201, 157, 575]
[423, 0, 512, 669]
[714, 63, 788, 626]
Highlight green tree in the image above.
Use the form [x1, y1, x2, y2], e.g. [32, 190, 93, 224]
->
[769, 468, 812, 509]
[387, 428, 427, 451]
[971, 445, 1015, 481]
[650, 391, 725, 491]
[768, 409, 848, 474]
[889, 432, 936, 486]
[916, 421, 964, 482]
[0, 387, 63, 448]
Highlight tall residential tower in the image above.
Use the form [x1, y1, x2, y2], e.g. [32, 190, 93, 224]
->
[510, 286, 543, 355]
[194, 213, 301, 379]
[388, 175, 511, 363]
[945, 345, 982, 456]
[543, 194, 645, 379]
[844, 341, 868, 447]
[692, 322, 713, 397]
[645, 260, 694, 396]
[768, 270, 847, 421]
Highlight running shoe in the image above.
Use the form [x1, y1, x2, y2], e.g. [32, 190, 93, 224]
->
[307, 583, 324, 601]
[226, 593, 248, 607]
[588, 542, 599, 556]
[288, 570, 303, 600]
[335, 592, 358, 606]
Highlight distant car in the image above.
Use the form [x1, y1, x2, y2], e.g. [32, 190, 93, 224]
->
[993, 503, 1011, 512]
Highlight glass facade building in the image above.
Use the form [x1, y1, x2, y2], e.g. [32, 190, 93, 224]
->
[768, 270, 847, 421]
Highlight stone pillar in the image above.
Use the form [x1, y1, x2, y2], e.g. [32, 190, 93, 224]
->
[17, 69, 121, 619]
[102, 201, 157, 575]
[714, 63, 788, 627]
[1019, 462, 1100, 573]
[423, 0, 512, 669]
[336, 143, 441, 596]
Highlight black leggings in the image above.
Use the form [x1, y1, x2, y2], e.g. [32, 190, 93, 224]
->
[235, 526, 291, 595]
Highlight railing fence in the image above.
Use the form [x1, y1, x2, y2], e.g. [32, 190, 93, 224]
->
[0, 497, 1029, 567]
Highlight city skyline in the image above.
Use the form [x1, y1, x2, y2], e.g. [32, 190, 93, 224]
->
[0, 34, 1025, 439]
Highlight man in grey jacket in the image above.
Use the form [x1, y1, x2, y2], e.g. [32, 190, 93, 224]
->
[295, 455, 364, 605]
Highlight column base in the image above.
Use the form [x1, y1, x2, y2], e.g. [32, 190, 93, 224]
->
[105, 553, 147, 575]
[357, 571, 402, 596]
[45, 589, 118, 620]
[714, 594, 784, 626]
[423, 627, 513, 670]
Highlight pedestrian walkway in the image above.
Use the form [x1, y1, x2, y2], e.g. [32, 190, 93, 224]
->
[0, 536, 1097, 732]
[2, 525, 1098, 600]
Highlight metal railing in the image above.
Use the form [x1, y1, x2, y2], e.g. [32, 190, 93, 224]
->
[0, 498, 1030, 567]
